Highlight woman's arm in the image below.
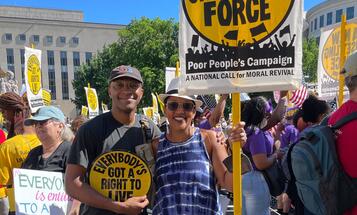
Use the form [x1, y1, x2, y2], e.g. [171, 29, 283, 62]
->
[252, 153, 277, 170]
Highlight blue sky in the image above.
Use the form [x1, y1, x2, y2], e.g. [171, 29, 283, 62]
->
[0, 0, 325, 25]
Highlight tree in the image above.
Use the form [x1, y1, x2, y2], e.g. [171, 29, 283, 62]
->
[72, 17, 179, 111]
[302, 38, 319, 83]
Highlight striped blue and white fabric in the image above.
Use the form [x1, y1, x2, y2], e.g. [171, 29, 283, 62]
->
[153, 128, 222, 215]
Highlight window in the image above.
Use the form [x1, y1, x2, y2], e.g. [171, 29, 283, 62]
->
[5, 33, 12, 41]
[347, 7, 354, 20]
[59, 36, 66, 44]
[314, 18, 317, 30]
[33, 35, 40, 43]
[47, 50, 55, 68]
[6, 48, 15, 73]
[61, 72, 69, 100]
[46, 36, 53, 44]
[73, 52, 80, 67]
[72, 37, 79, 45]
[20, 49, 25, 65]
[336, 9, 343, 23]
[85, 52, 92, 64]
[310, 21, 313, 32]
[6, 49, 14, 65]
[48, 70, 56, 100]
[319, 15, 324, 28]
[327, 12, 333, 25]
[19, 34, 26, 41]
[60, 51, 67, 66]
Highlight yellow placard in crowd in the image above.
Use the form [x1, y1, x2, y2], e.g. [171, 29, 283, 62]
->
[88, 151, 151, 202]
[81, 106, 88, 117]
[42, 89, 51, 106]
[27, 54, 42, 95]
[322, 23, 357, 80]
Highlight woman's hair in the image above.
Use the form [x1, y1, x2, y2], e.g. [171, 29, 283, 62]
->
[60, 124, 74, 142]
[242, 96, 268, 127]
[292, 108, 303, 128]
[71, 115, 87, 134]
[302, 95, 330, 124]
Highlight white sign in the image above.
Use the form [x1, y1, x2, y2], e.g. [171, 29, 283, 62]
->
[84, 87, 99, 119]
[165, 67, 176, 92]
[317, 19, 357, 101]
[24, 47, 44, 112]
[13, 168, 73, 215]
[179, 0, 303, 95]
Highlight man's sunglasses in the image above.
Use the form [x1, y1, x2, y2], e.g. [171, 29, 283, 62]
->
[166, 101, 195, 112]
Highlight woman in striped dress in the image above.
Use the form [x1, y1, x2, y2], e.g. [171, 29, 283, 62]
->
[153, 78, 246, 214]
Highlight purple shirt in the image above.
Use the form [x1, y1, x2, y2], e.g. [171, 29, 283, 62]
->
[198, 119, 212, 129]
[280, 124, 299, 148]
[243, 127, 274, 170]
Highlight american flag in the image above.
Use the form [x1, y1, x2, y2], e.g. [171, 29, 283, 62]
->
[290, 85, 308, 107]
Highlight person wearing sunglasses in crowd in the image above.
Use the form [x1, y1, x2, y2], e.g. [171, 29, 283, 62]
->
[152, 78, 247, 214]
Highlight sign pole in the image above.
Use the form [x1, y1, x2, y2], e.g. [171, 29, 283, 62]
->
[175, 61, 180, 77]
[338, 15, 346, 107]
[232, 93, 242, 215]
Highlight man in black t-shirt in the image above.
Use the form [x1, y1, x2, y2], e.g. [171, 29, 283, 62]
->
[65, 65, 161, 215]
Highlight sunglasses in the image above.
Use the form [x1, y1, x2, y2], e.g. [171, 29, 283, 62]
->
[166, 101, 195, 112]
[34, 119, 53, 127]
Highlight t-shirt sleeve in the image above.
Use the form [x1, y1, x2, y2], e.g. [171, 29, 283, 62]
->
[149, 119, 162, 140]
[0, 145, 11, 185]
[248, 131, 268, 155]
[67, 126, 90, 169]
[0, 146, 10, 198]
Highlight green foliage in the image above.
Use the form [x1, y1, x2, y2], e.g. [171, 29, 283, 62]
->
[302, 38, 319, 83]
[72, 17, 179, 111]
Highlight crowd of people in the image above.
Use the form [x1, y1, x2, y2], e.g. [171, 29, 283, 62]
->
[0, 50, 356, 215]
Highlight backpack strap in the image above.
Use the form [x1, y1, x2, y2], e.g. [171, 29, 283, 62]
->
[287, 143, 297, 181]
[332, 112, 357, 130]
[138, 114, 153, 144]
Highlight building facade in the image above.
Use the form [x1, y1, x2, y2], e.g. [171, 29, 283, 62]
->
[306, 0, 356, 39]
[0, 6, 124, 117]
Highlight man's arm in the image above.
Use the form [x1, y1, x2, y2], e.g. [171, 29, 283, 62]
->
[65, 164, 148, 214]
[208, 94, 228, 128]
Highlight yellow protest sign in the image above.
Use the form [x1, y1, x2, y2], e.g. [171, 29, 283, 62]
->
[42, 89, 51, 106]
[87, 88, 98, 110]
[81, 106, 88, 117]
[89, 151, 151, 202]
[322, 23, 357, 81]
[182, 0, 294, 47]
[27, 54, 42, 95]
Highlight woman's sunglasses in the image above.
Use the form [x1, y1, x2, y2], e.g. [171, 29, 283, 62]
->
[166, 101, 195, 112]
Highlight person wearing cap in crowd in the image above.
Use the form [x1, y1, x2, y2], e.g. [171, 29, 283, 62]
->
[152, 78, 247, 214]
[328, 51, 357, 215]
[21, 105, 72, 172]
[21, 105, 77, 215]
[65, 65, 161, 215]
[0, 92, 41, 215]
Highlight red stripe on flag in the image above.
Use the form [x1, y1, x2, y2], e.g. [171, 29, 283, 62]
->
[290, 85, 308, 107]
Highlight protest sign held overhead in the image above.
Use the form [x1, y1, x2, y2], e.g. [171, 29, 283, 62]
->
[25, 47, 44, 112]
[179, 0, 303, 95]
[84, 86, 99, 118]
[317, 20, 357, 101]
[13, 168, 73, 215]
[88, 151, 152, 202]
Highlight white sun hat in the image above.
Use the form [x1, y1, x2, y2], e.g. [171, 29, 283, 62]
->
[159, 78, 203, 110]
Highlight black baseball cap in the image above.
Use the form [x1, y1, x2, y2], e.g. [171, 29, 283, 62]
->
[109, 65, 143, 83]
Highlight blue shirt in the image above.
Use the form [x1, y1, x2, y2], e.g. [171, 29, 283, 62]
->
[153, 128, 222, 215]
